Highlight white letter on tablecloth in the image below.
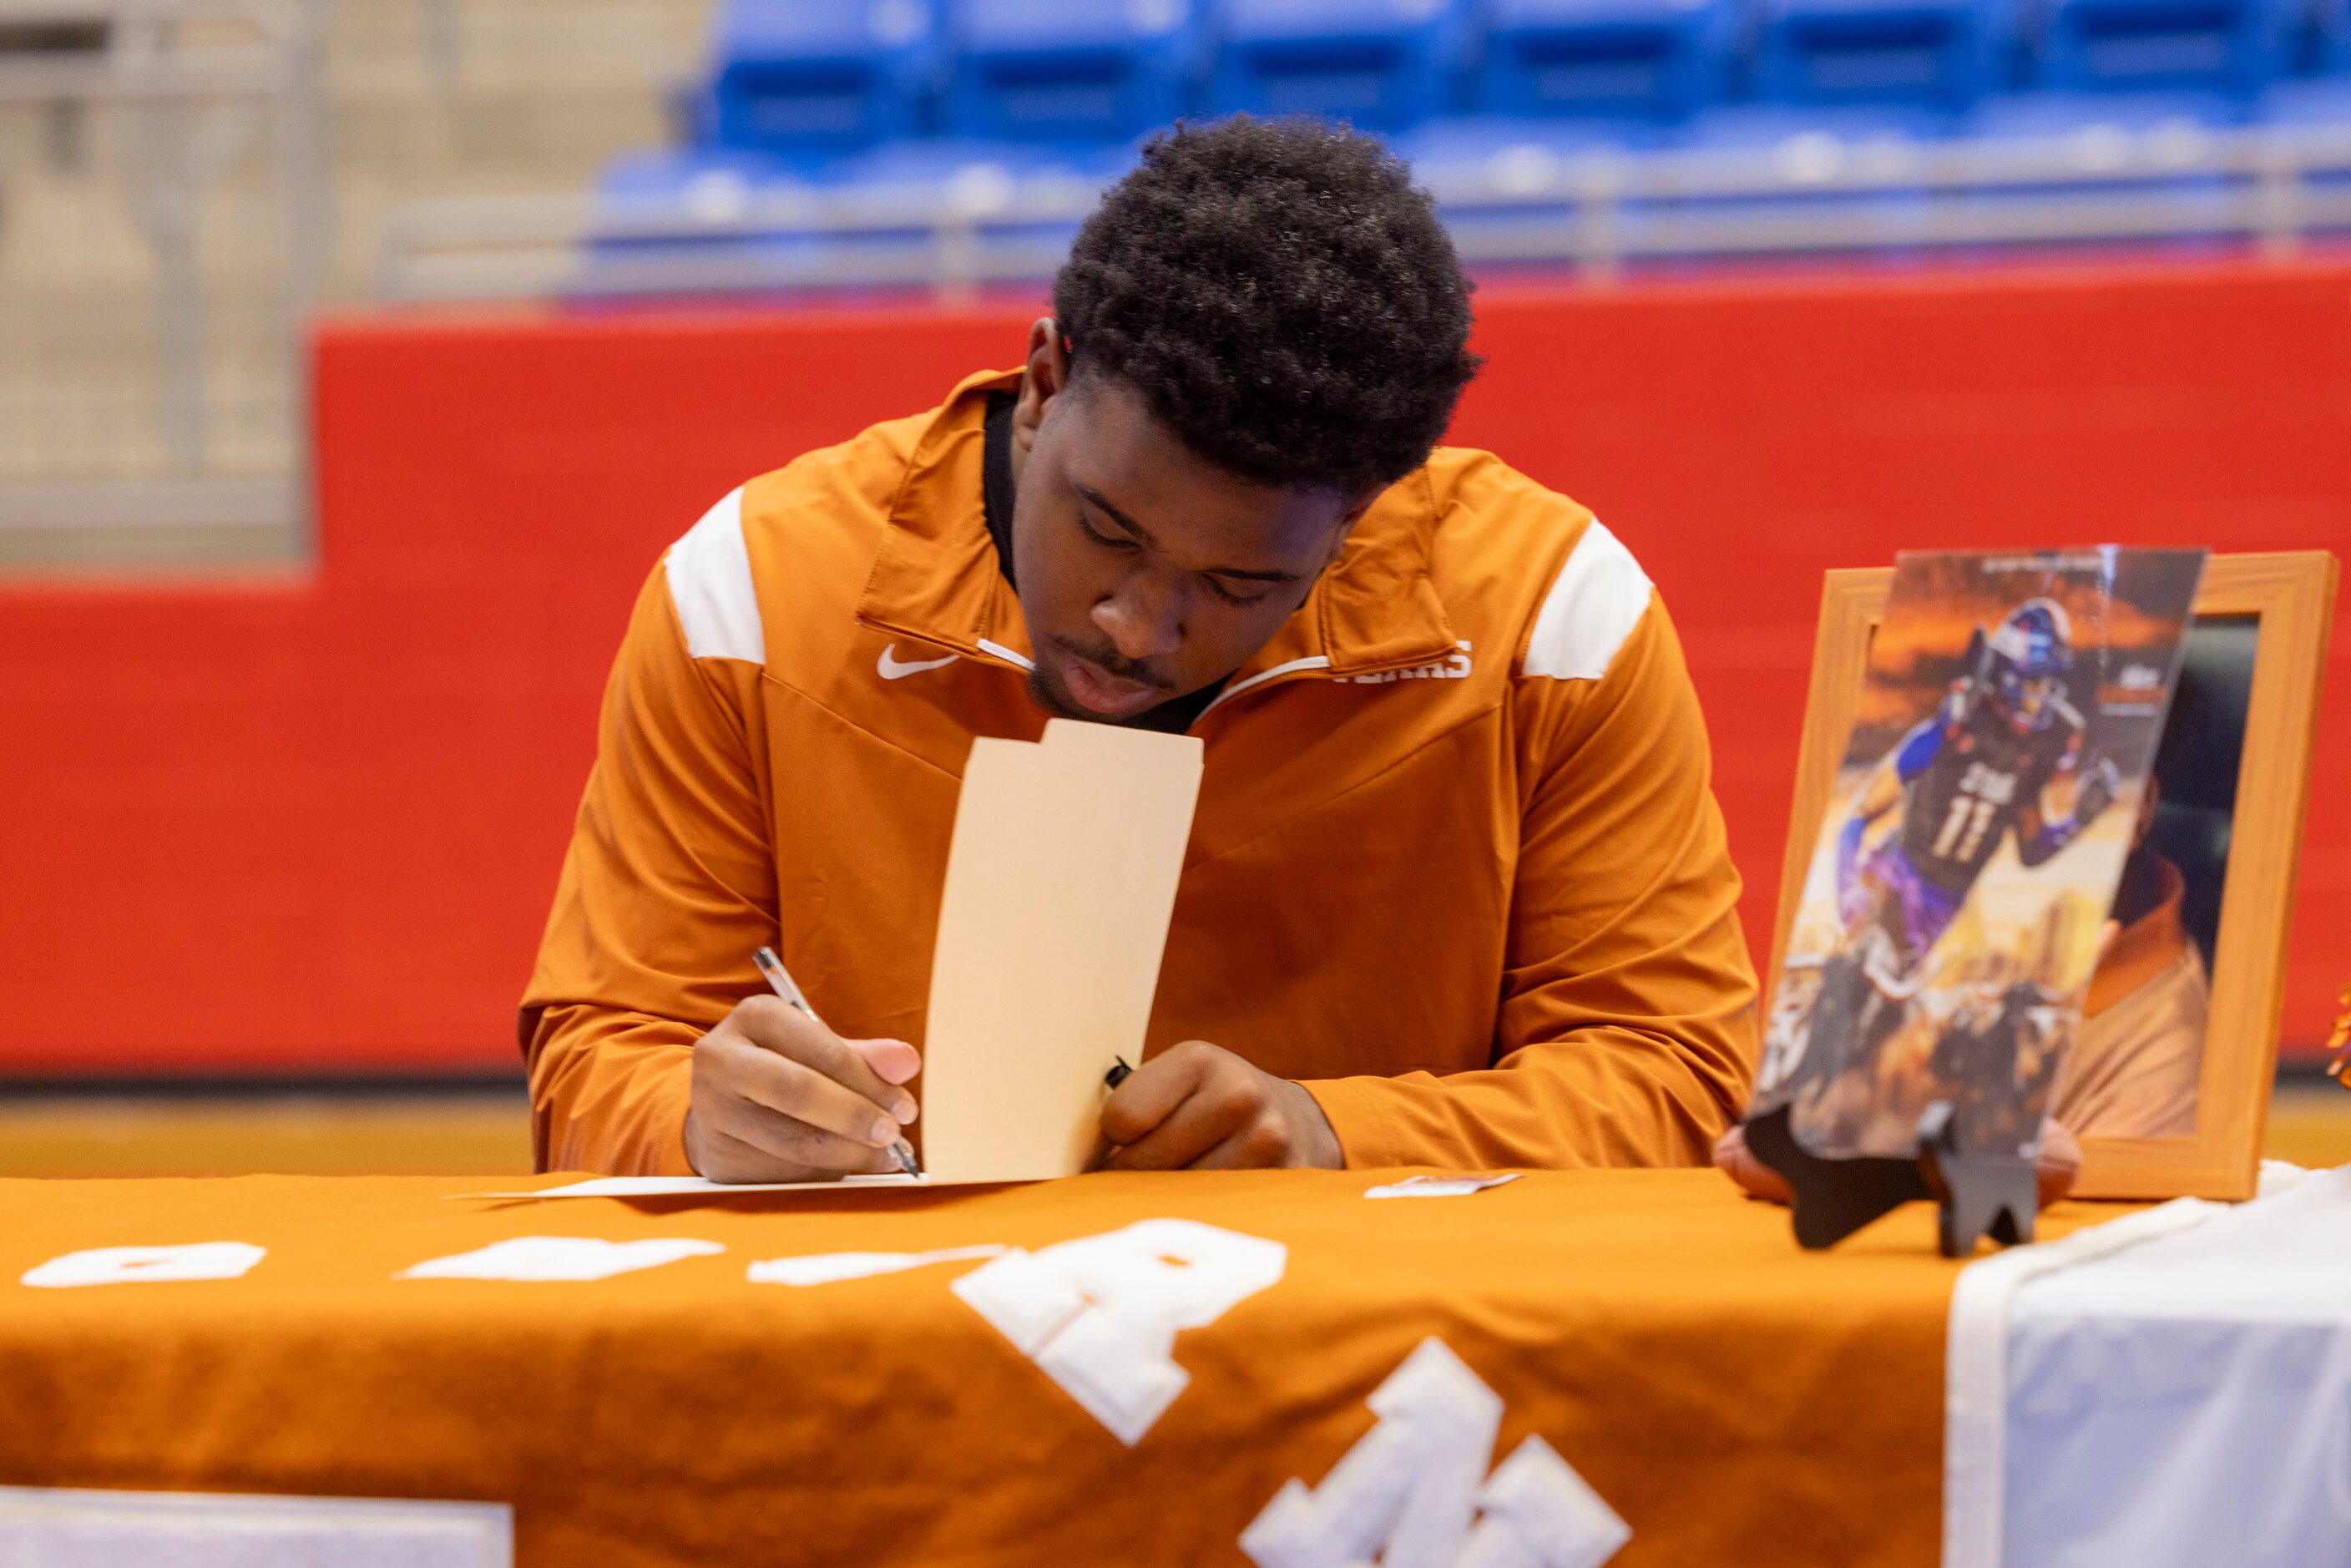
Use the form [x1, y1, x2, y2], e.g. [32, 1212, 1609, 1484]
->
[1241, 1337, 1502, 1568]
[397, 1237, 723, 1281]
[1241, 1338, 1630, 1568]
[949, 1218, 1287, 1445]
[1453, 1436, 1632, 1568]
[747, 1245, 1008, 1286]
[22, 1242, 266, 1288]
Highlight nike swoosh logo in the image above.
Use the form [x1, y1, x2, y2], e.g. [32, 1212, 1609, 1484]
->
[877, 645, 961, 680]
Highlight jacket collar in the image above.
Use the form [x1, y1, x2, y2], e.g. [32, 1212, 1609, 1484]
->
[855, 368, 1459, 686]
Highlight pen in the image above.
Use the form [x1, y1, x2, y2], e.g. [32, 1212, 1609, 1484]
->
[1083, 1057, 1140, 1173]
[752, 945, 922, 1179]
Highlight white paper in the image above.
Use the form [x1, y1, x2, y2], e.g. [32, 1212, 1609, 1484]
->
[746, 1244, 1007, 1287]
[397, 1237, 722, 1282]
[464, 723, 1198, 1200]
[1364, 1174, 1523, 1200]
[458, 1175, 924, 1200]
[0, 1486, 511, 1568]
[22, 1242, 266, 1288]
[920, 721, 1203, 1183]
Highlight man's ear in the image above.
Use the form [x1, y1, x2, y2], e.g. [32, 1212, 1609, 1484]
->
[1013, 316, 1069, 461]
[1321, 487, 1385, 568]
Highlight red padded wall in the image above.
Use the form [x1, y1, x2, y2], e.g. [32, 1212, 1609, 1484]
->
[0, 262, 2343, 1075]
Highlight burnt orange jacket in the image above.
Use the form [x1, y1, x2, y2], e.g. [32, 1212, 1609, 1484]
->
[522, 369, 1758, 1175]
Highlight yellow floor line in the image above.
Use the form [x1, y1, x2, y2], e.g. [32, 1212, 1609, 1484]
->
[0, 1085, 2343, 1181]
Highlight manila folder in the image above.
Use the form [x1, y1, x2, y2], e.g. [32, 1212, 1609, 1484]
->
[918, 719, 1203, 1183]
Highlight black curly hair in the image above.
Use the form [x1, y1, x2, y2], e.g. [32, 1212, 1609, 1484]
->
[1051, 116, 1479, 498]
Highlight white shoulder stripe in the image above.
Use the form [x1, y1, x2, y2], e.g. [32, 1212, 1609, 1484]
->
[664, 486, 764, 664]
[1520, 518, 1655, 682]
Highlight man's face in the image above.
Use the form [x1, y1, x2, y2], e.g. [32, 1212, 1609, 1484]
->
[1994, 670, 2065, 734]
[1009, 346, 1364, 723]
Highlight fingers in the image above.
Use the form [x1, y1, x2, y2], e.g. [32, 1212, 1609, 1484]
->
[729, 996, 918, 1126]
[1181, 1119, 1296, 1171]
[1712, 1122, 1794, 1205]
[695, 1109, 897, 1184]
[1102, 1043, 1252, 1171]
[717, 1033, 907, 1152]
[689, 996, 927, 1181]
[695, 1069, 902, 1178]
[1105, 1086, 1247, 1170]
[705, 1034, 897, 1161]
[1099, 1039, 1216, 1146]
[853, 1036, 923, 1092]
[687, 1118, 780, 1185]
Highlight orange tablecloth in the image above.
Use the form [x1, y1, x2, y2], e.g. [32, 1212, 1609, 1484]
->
[0, 1170, 2131, 1566]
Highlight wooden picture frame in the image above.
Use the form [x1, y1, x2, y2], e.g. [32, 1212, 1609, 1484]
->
[1768, 552, 2338, 1201]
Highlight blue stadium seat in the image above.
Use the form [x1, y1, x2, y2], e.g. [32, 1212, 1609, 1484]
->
[1970, 85, 2247, 129]
[2260, 75, 2351, 242]
[947, 0, 1207, 144]
[1752, 0, 2007, 110]
[1481, 0, 1737, 123]
[1211, 0, 1477, 130]
[2031, 0, 2298, 94]
[705, 0, 944, 161]
[584, 149, 838, 297]
[2318, 0, 2351, 69]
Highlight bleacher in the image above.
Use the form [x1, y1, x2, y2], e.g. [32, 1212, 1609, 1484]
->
[387, 0, 2351, 300]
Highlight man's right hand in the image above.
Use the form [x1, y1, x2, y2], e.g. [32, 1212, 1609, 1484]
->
[682, 995, 921, 1182]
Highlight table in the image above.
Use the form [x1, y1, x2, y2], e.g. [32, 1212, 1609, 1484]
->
[0, 1170, 2128, 1567]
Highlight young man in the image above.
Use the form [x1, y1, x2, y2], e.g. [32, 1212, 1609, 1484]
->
[521, 117, 1757, 1181]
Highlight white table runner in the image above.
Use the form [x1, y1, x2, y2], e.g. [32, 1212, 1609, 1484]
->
[1945, 1163, 2351, 1568]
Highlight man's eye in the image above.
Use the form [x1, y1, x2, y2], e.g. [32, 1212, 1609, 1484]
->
[1205, 578, 1268, 608]
[1077, 513, 1139, 552]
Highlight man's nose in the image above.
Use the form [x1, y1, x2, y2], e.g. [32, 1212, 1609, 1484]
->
[1093, 573, 1185, 663]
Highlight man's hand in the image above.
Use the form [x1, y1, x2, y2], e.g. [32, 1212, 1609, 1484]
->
[683, 995, 921, 1183]
[1099, 1039, 1343, 1171]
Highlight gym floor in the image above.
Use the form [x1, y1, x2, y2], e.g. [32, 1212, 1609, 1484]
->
[1, 1078, 2344, 1180]
[0, 1088, 533, 1178]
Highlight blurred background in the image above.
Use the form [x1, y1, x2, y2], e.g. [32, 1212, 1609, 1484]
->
[0, 0, 2345, 1177]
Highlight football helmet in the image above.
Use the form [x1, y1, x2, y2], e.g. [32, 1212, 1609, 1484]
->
[1979, 597, 2073, 732]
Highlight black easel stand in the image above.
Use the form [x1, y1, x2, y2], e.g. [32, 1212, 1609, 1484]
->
[1744, 1102, 2036, 1257]
[1742, 1105, 1927, 1250]
[1914, 1101, 2039, 1257]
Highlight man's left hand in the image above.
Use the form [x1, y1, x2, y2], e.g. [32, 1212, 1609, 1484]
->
[1099, 1039, 1343, 1170]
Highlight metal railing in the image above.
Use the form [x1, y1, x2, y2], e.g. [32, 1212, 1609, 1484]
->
[375, 113, 2351, 306]
[0, 0, 325, 534]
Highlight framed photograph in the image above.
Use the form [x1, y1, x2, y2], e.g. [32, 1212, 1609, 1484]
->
[1768, 553, 2339, 1201]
